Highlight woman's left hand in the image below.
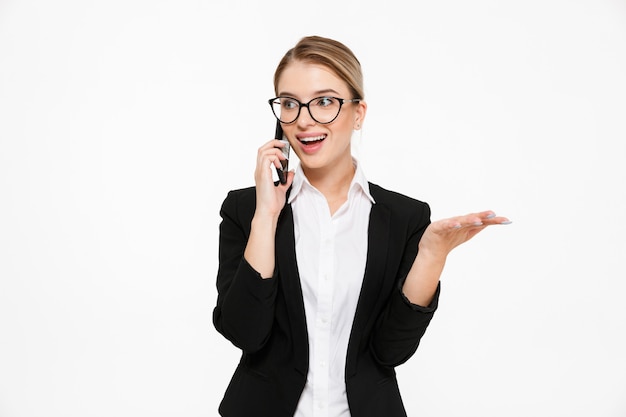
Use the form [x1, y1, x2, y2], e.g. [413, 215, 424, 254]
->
[419, 210, 511, 260]
[402, 210, 511, 306]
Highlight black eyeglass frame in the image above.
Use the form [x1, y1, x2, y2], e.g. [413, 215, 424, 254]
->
[268, 96, 361, 125]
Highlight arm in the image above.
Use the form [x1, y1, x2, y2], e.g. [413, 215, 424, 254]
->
[213, 190, 279, 352]
[244, 139, 293, 278]
[212, 139, 294, 353]
[371, 205, 510, 367]
[370, 202, 438, 366]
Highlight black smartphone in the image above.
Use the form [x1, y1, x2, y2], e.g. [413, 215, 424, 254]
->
[274, 120, 290, 185]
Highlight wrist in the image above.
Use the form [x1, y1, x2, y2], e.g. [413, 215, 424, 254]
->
[416, 245, 448, 266]
[251, 211, 279, 232]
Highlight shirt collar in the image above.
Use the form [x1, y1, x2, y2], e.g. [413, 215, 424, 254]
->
[288, 158, 376, 205]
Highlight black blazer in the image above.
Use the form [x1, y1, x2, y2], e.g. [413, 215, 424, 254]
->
[213, 182, 440, 417]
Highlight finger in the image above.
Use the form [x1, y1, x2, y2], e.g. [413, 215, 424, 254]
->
[258, 139, 289, 153]
[269, 153, 288, 170]
[273, 138, 289, 149]
[258, 148, 287, 168]
[449, 215, 485, 229]
[437, 211, 512, 231]
[441, 219, 480, 232]
[258, 140, 288, 158]
[475, 210, 512, 225]
[450, 218, 511, 230]
[459, 211, 512, 226]
[478, 210, 496, 219]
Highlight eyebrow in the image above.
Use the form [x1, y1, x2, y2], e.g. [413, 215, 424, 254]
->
[278, 88, 341, 98]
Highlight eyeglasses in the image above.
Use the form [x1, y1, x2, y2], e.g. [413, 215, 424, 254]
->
[268, 96, 361, 124]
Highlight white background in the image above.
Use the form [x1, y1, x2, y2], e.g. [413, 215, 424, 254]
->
[1, 0, 625, 416]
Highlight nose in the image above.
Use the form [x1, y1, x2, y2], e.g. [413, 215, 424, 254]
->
[296, 104, 317, 127]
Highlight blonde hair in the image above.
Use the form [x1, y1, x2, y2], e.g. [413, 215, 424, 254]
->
[274, 36, 364, 100]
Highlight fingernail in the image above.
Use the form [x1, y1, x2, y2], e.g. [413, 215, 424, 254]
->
[452, 224, 462, 229]
[473, 221, 483, 226]
[500, 220, 512, 225]
[486, 213, 496, 219]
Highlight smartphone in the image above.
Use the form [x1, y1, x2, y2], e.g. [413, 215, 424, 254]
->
[274, 120, 290, 185]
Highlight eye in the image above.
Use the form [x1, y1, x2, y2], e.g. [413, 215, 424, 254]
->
[314, 97, 336, 108]
[281, 98, 299, 110]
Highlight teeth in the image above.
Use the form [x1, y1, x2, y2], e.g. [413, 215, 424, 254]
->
[300, 135, 326, 143]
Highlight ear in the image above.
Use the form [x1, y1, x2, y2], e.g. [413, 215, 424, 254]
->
[354, 100, 367, 130]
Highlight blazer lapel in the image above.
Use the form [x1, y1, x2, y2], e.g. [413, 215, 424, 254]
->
[346, 197, 391, 377]
[275, 203, 309, 375]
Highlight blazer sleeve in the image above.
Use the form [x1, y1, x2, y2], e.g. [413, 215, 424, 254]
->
[212, 189, 279, 353]
[371, 199, 440, 367]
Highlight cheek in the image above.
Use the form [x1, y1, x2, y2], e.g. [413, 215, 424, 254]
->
[332, 116, 355, 137]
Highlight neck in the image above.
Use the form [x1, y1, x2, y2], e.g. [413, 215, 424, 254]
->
[302, 156, 355, 205]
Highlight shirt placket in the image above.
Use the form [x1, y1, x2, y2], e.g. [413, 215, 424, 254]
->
[313, 215, 334, 417]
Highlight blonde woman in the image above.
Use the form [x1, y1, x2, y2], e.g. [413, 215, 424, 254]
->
[213, 35, 510, 417]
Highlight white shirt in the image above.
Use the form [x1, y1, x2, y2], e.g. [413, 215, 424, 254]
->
[290, 160, 375, 417]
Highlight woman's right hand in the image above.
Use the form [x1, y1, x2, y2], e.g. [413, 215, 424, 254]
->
[253, 139, 294, 218]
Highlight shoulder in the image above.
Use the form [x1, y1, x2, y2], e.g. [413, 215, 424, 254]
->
[368, 182, 431, 237]
[368, 182, 429, 212]
[220, 186, 257, 220]
[368, 182, 431, 227]
[224, 185, 256, 202]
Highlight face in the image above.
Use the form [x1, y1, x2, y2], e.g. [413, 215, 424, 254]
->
[276, 61, 366, 175]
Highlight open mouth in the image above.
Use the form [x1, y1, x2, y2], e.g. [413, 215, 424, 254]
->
[298, 134, 326, 146]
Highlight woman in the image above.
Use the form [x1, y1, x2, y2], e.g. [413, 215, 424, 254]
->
[213, 35, 510, 417]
